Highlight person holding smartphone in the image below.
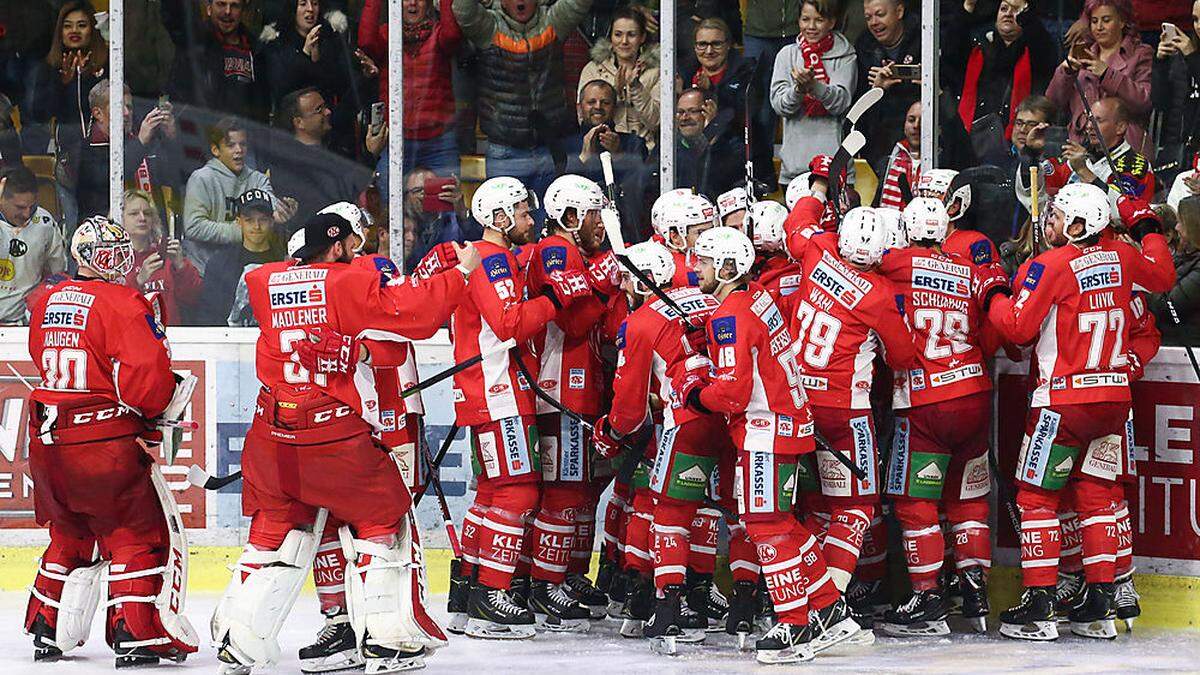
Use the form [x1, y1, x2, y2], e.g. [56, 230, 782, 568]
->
[400, 167, 477, 274]
[121, 189, 201, 324]
[1153, 3, 1200, 189]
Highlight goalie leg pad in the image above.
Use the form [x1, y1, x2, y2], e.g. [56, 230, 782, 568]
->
[346, 516, 448, 654]
[27, 557, 107, 654]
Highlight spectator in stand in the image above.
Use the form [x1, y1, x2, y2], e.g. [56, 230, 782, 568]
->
[678, 18, 774, 185]
[400, 167, 476, 272]
[1046, 0, 1153, 158]
[943, 0, 1056, 148]
[169, 0, 269, 124]
[745, 0, 801, 169]
[121, 189, 201, 324]
[0, 1, 55, 153]
[578, 7, 661, 150]
[995, 94, 1057, 228]
[0, 166, 66, 326]
[663, 1, 744, 74]
[183, 118, 294, 275]
[1151, 194, 1200, 345]
[770, 0, 857, 186]
[198, 188, 286, 325]
[673, 87, 744, 199]
[0, 94, 22, 168]
[1152, 4, 1200, 190]
[261, 0, 364, 158]
[854, 0, 921, 166]
[453, 0, 594, 199]
[877, 99, 922, 210]
[70, 80, 181, 227]
[264, 86, 373, 233]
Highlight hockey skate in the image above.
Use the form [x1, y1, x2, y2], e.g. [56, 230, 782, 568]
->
[29, 616, 62, 663]
[880, 589, 950, 637]
[509, 576, 531, 609]
[619, 574, 654, 638]
[999, 587, 1058, 641]
[529, 580, 592, 633]
[685, 571, 729, 632]
[958, 567, 990, 633]
[644, 585, 685, 655]
[114, 620, 186, 669]
[465, 583, 537, 640]
[606, 569, 630, 619]
[755, 622, 814, 665]
[361, 638, 425, 674]
[446, 559, 471, 635]
[810, 598, 873, 652]
[564, 573, 609, 619]
[1055, 570, 1085, 624]
[1068, 582, 1118, 640]
[1114, 570, 1140, 632]
[754, 576, 777, 635]
[845, 578, 889, 628]
[676, 603, 709, 644]
[725, 580, 758, 650]
[942, 567, 963, 616]
[595, 548, 617, 595]
[299, 612, 364, 674]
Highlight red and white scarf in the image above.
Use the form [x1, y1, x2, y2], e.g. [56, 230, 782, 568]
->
[799, 33, 834, 117]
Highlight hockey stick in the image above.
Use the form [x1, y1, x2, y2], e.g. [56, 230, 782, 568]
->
[826, 129, 867, 218]
[1071, 77, 1122, 184]
[415, 418, 461, 558]
[744, 81, 756, 243]
[846, 86, 884, 127]
[1163, 298, 1200, 382]
[413, 423, 459, 507]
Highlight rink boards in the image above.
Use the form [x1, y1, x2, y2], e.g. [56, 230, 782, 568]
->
[0, 328, 1197, 628]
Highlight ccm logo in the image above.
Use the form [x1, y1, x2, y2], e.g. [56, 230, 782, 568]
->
[71, 407, 128, 424]
[313, 406, 353, 423]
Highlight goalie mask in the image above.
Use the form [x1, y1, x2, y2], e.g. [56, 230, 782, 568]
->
[747, 201, 789, 252]
[544, 174, 605, 233]
[694, 226, 755, 286]
[71, 216, 134, 281]
[471, 176, 538, 232]
[319, 201, 368, 253]
[1053, 182, 1111, 243]
[917, 168, 971, 222]
[623, 240, 675, 296]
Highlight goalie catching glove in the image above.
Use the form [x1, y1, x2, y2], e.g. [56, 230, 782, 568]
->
[296, 326, 361, 375]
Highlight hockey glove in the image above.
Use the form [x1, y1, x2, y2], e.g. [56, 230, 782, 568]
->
[297, 326, 361, 375]
[1116, 195, 1162, 242]
[544, 269, 593, 310]
[586, 250, 622, 298]
[592, 416, 624, 459]
[1121, 351, 1145, 382]
[675, 367, 713, 415]
[976, 264, 1013, 312]
[809, 154, 833, 179]
[413, 242, 461, 280]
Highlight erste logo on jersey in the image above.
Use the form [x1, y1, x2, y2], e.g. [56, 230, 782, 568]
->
[1070, 250, 1122, 293]
[41, 303, 90, 329]
[911, 257, 970, 298]
[811, 252, 869, 309]
[269, 280, 326, 308]
[483, 253, 512, 282]
[750, 291, 785, 335]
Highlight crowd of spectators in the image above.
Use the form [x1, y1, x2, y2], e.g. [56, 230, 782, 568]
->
[0, 0, 1197, 345]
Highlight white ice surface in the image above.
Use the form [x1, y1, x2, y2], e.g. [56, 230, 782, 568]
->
[2, 591, 1197, 674]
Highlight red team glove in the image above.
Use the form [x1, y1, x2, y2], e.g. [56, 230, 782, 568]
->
[975, 263, 1013, 311]
[1121, 351, 1145, 382]
[809, 154, 833, 179]
[296, 326, 360, 374]
[413, 242, 461, 280]
[544, 269, 593, 309]
[1116, 195, 1162, 242]
[591, 416, 623, 459]
[586, 251, 622, 297]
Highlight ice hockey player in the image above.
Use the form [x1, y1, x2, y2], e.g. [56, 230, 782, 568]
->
[443, 177, 594, 640]
[717, 187, 750, 229]
[747, 200, 801, 301]
[683, 226, 865, 663]
[24, 216, 200, 668]
[876, 197, 1011, 637]
[213, 210, 472, 673]
[987, 183, 1174, 640]
[591, 240, 740, 652]
[914, 169, 1002, 271]
[522, 174, 611, 630]
[785, 207, 917, 616]
[651, 190, 716, 288]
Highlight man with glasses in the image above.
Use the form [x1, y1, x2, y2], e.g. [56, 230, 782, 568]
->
[673, 88, 744, 200]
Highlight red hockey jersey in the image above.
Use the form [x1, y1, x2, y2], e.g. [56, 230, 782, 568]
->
[755, 254, 804, 301]
[943, 228, 1002, 272]
[880, 247, 1006, 409]
[450, 239, 557, 427]
[28, 278, 175, 419]
[246, 260, 464, 430]
[699, 283, 814, 455]
[989, 234, 1175, 406]
[610, 286, 722, 434]
[525, 234, 607, 416]
[789, 235, 916, 409]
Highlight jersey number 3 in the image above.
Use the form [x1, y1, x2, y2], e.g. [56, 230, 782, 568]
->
[41, 348, 88, 390]
[280, 329, 328, 386]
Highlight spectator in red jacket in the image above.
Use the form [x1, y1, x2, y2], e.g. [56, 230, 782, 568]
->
[358, 0, 462, 178]
[121, 189, 202, 324]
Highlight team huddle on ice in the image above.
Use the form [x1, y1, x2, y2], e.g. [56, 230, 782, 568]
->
[18, 154, 1175, 672]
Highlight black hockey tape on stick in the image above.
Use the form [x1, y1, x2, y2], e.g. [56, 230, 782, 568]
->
[187, 465, 241, 490]
[988, 446, 1022, 536]
[1163, 297, 1200, 383]
[398, 338, 518, 400]
[414, 423, 459, 508]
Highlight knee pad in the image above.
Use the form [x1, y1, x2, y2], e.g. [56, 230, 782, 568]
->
[213, 511, 327, 668]
[492, 482, 541, 519]
[891, 498, 939, 530]
[1071, 477, 1118, 514]
[27, 558, 106, 654]
[539, 482, 587, 518]
[944, 497, 988, 525]
[345, 516, 448, 653]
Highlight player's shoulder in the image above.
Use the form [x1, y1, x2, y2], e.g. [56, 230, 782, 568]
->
[246, 259, 294, 282]
[475, 241, 519, 283]
[534, 234, 582, 272]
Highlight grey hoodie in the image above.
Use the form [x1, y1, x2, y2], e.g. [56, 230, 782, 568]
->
[182, 157, 274, 275]
[770, 33, 857, 184]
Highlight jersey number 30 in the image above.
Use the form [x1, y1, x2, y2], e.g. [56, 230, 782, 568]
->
[41, 348, 88, 390]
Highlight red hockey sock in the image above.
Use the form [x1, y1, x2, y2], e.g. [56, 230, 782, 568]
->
[822, 504, 872, 590]
[530, 510, 575, 584]
[745, 517, 837, 624]
[687, 507, 720, 576]
[893, 498, 944, 591]
[568, 506, 596, 576]
[855, 513, 887, 582]
[796, 491, 830, 544]
[652, 498, 697, 590]
[946, 497, 991, 572]
[1074, 478, 1118, 583]
[314, 528, 348, 614]
[1114, 499, 1133, 576]
[476, 482, 539, 589]
[1058, 509, 1083, 573]
[623, 489, 655, 576]
[1016, 487, 1062, 587]
[459, 500, 489, 579]
[727, 521, 760, 583]
[602, 484, 629, 559]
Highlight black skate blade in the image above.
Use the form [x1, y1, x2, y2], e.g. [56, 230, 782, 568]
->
[115, 652, 160, 669]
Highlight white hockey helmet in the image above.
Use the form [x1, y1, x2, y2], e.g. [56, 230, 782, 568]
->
[837, 207, 888, 267]
[623, 240, 676, 295]
[785, 172, 814, 210]
[917, 169, 971, 222]
[471, 176, 537, 232]
[318, 201, 367, 253]
[876, 207, 908, 249]
[902, 197, 950, 243]
[543, 174, 606, 232]
[658, 192, 717, 252]
[694, 226, 755, 285]
[650, 188, 694, 234]
[1053, 182, 1111, 243]
[747, 200, 789, 252]
[716, 187, 749, 220]
[71, 216, 134, 281]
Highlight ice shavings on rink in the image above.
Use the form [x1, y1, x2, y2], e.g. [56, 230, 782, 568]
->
[1, 592, 1197, 674]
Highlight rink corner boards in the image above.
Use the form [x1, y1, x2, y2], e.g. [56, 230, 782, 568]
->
[1, 547, 1200, 630]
